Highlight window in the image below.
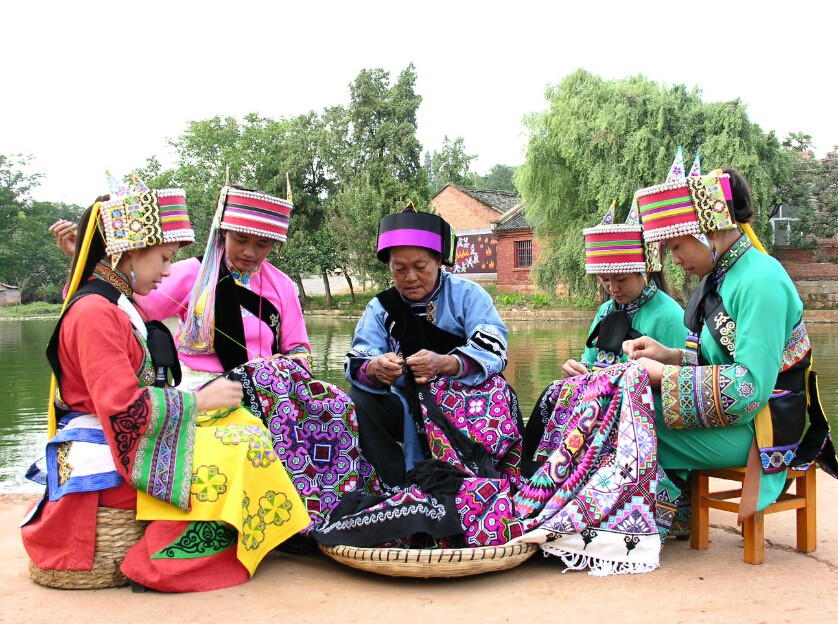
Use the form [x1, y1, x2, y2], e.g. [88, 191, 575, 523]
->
[515, 240, 532, 268]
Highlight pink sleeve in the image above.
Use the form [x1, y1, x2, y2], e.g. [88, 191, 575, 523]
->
[133, 257, 199, 322]
[358, 360, 385, 388]
[261, 263, 311, 355]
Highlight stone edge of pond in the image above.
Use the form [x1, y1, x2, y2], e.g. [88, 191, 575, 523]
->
[302, 309, 838, 323]
[6, 310, 838, 323]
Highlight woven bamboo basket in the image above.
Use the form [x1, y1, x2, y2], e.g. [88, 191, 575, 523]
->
[29, 507, 148, 590]
[319, 542, 539, 578]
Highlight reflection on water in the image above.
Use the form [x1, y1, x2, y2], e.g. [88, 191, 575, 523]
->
[2, 316, 837, 492]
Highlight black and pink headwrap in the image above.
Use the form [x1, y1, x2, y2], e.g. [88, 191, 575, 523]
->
[376, 204, 457, 266]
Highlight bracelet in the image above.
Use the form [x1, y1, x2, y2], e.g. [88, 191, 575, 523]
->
[451, 354, 464, 378]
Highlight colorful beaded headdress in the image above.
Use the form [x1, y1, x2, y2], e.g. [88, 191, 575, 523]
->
[635, 148, 736, 243]
[98, 172, 193, 267]
[377, 203, 457, 266]
[219, 186, 293, 243]
[583, 199, 662, 274]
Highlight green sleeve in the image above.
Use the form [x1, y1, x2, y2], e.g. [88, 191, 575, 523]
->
[660, 259, 797, 429]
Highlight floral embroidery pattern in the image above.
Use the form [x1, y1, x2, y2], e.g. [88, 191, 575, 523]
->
[192, 465, 228, 502]
[258, 490, 295, 526]
[214, 425, 278, 468]
[738, 381, 755, 399]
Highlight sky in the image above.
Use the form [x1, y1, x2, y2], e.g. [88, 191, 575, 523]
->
[3, 0, 837, 206]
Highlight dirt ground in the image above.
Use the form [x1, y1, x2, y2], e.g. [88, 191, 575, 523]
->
[2, 476, 836, 624]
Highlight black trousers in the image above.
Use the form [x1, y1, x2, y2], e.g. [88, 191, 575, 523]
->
[350, 386, 409, 488]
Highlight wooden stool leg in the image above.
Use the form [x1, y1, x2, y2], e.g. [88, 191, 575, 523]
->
[690, 472, 710, 550]
[796, 469, 817, 553]
[743, 511, 765, 564]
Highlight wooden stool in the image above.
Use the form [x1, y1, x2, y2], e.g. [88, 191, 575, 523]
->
[690, 466, 816, 564]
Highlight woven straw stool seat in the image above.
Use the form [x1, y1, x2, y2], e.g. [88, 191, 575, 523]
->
[29, 507, 148, 590]
[319, 542, 539, 578]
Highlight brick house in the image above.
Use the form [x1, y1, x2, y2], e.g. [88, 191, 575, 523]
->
[492, 204, 544, 294]
[431, 184, 520, 279]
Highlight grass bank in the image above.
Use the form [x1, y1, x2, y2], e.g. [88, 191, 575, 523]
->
[300, 284, 598, 317]
[0, 302, 62, 318]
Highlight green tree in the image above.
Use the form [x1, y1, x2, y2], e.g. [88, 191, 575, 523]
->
[323, 64, 430, 283]
[16, 200, 84, 302]
[0, 154, 82, 302]
[777, 133, 838, 248]
[473, 164, 518, 192]
[136, 112, 334, 285]
[327, 174, 391, 289]
[517, 70, 795, 301]
[423, 150, 436, 190]
[429, 135, 475, 191]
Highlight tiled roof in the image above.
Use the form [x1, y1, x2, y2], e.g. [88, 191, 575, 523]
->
[445, 185, 521, 213]
[493, 204, 532, 232]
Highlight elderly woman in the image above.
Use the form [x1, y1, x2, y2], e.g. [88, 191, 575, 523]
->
[625, 157, 836, 519]
[345, 204, 523, 489]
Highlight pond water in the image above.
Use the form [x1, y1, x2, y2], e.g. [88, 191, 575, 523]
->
[2, 316, 837, 492]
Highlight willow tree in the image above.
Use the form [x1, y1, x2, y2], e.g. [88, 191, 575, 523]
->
[516, 69, 796, 302]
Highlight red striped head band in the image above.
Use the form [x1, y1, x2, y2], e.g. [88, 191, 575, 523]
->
[220, 186, 293, 243]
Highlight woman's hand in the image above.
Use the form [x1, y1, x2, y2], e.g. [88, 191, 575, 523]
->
[622, 336, 680, 365]
[562, 359, 589, 378]
[405, 349, 458, 385]
[49, 219, 78, 258]
[195, 378, 244, 412]
[636, 357, 665, 388]
[367, 352, 405, 385]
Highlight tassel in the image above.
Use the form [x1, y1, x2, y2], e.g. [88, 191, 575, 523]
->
[542, 547, 660, 576]
[741, 222, 767, 254]
[180, 188, 228, 354]
[48, 203, 102, 439]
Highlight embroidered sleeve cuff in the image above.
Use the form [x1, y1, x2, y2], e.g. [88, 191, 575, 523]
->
[680, 349, 698, 366]
[358, 360, 386, 389]
[660, 364, 687, 429]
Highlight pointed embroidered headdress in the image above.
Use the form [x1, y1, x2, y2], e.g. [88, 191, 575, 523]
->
[583, 199, 661, 274]
[635, 149, 736, 243]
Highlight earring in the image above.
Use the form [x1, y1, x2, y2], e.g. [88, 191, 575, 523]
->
[711, 246, 718, 263]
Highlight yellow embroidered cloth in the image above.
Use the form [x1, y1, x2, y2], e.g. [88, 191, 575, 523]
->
[136, 406, 310, 575]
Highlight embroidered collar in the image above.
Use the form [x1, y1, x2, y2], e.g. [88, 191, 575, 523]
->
[224, 255, 261, 287]
[712, 235, 752, 286]
[93, 260, 133, 297]
[618, 280, 658, 319]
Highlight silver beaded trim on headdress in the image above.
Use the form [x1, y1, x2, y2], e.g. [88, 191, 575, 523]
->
[162, 228, 196, 244]
[581, 224, 643, 235]
[634, 178, 692, 198]
[585, 261, 647, 274]
[221, 223, 287, 242]
[641, 221, 702, 243]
